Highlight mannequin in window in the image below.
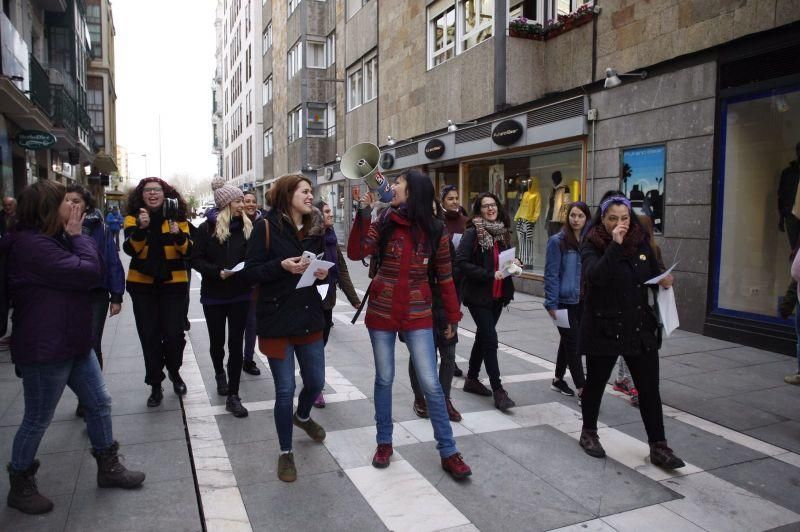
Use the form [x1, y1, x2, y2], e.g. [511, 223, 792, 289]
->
[780, 142, 800, 249]
[514, 176, 540, 269]
[546, 171, 570, 237]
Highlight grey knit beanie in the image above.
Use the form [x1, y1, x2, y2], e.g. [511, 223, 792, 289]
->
[211, 176, 243, 209]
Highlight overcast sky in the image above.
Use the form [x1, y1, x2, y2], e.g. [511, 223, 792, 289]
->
[114, 0, 218, 185]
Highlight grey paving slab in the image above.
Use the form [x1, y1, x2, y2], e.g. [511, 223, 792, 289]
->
[710, 346, 795, 366]
[310, 398, 375, 432]
[711, 457, 800, 515]
[766, 522, 800, 532]
[64, 478, 201, 532]
[0, 493, 72, 532]
[109, 387, 184, 415]
[502, 380, 585, 412]
[676, 366, 787, 397]
[400, 433, 597, 531]
[0, 450, 83, 498]
[733, 386, 800, 422]
[659, 378, 724, 406]
[241, 470, 388, 532]
[108, 410, 187, 446]
[217, 409, 279, 446]
[666, 351, 747, 371]
[672, 395, 790, 432]
[614, 416, 768, 471]
[481, 426, 681, 516]
[595, 393, 653, 427]
[746, 421, 800, 454]
[226, 438, 339, 487]
[73, 439, 193, 491]
[659, 358, 705, 379]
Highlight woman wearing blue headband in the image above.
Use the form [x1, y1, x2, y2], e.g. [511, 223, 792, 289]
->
[577, 191, 685, 470]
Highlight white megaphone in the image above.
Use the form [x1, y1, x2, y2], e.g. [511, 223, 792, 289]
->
[340, 142, 393, 203]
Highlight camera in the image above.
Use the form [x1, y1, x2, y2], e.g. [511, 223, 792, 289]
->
[162, 197, 179, 220]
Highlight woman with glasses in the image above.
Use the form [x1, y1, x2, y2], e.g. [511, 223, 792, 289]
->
[123, 178, 193, 407]
[455, 192, 520, 412]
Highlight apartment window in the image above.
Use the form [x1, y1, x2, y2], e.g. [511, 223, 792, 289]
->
[364, 55, 377, 102]
[86, 0, 102, 59]
[245, 0, 251, 34]
[263, 22, 272, 53]
[263, 128, 273, 156]
[555, 0, 592, 15]
[347, 67, 363, 111]
[327, 102, 336, 137]
[307, 103, 327, 136]
[307, 40, 325, 69]
[246, 136, 253, 171]
[87, 76, 104, 149]
[288, 0, 300, 15]
[262, 76, 272, 105]
[288, 40, 302, 79]
[288, 106, 303, 142]
[245, 44, 252, 81]
[245, 90, 252, 126]
[325, 32, 336, 67]
[427, 0, 494, 69]
[347, 0, 369, 19]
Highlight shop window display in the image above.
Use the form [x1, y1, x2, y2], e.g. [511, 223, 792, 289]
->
[464, 144, 583, 273]
[716, 87, 800, 321]
[621, 145, 666, 234]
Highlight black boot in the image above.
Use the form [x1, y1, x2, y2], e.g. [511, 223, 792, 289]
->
[92, 442, 146, 489]
[7, 460, 54, 515]
[169, 372, 187, 395]
[215, 372, 229, 396]
[225, 395, 249, 418]
[147, 386, 163, 407]
[242, 360, 261, 376]
[453, 363, 463, 378]
[579, 428, 606, 458]
[649, 441, 686, 469]
[75, 403, 86, 418]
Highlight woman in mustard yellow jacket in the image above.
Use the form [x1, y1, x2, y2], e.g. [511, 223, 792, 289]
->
[123, 177, 193, 407]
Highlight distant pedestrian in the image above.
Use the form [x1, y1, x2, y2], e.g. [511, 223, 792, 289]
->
[105, 206, 123, 250]
[544, 201, 590, 403]
[191, 178, 253, 417]
[65, 184, 125, 417]
[349, 170, 472, 479]
[313, 200, 361, 408]
[0, 196, 16, 236]
[3, 180, 144, 515]
[244, 174, 329, 483]
[456, 192, 521, 412]
[578, 193, 685, 469]
[241, 190, 264, 376]
[123, 177, 193, 407]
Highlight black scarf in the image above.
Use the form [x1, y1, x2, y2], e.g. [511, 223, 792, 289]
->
[138, 209, 171, 283]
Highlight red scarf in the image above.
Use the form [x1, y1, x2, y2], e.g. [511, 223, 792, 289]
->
[492, 242, 503, 299]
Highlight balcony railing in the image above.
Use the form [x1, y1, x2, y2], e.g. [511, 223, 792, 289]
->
[29, 55, 51, 115]
[51, 84, 77, 134]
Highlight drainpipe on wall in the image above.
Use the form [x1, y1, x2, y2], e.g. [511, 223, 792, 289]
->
[494, 0, 507, 113]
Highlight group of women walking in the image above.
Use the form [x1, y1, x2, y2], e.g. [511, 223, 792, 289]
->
[5, 167, 685, 515]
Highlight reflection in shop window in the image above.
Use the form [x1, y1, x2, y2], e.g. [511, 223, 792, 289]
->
[621, 145, 666, 235]
[431, 5, 456, 67]
[464, 144, 583, 273]
[716, 87, 800, 321]
[461, 0, 493, 52]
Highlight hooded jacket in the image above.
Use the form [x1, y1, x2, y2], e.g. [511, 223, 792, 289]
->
[84, 209, 125, 303]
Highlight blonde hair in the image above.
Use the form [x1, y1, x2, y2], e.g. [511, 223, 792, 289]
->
[214, 204, 253, 243]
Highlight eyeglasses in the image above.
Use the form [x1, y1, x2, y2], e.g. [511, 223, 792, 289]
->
[143, 187, 163, 194]
[480, 203, 498, 210]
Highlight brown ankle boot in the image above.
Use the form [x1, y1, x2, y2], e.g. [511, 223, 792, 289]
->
[7, 460, 53, 515]
[579, 428, 606, 458]
[649, 441, 685, 469]
[463, 377, 492, 396]
[412, 397, 428, 418]
[446, 398, 462, 422]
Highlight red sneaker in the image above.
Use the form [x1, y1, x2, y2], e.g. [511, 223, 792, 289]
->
[441, 452, 472, 480]
[371, 443, 393, 469]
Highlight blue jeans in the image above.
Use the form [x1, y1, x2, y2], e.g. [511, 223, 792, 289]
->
[369, 328, 457, 458]
[11, 351, 114, 471]
[266, 339, 325, 452]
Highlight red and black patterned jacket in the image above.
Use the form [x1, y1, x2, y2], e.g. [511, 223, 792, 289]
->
[353, 207, 462, 332]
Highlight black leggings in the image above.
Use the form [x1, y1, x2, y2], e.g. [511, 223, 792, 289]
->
[409, 343, 457, 399]
[555, 303, 585, 388]
[466, 301, 504, 391]
[581, 353, 665, 442]
[202, 301, 250, 395]
[130, 290, 187, 386]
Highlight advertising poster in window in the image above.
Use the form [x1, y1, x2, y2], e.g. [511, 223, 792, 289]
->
[621, 145, 666, 234]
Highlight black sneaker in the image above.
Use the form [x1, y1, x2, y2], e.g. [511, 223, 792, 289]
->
[550, 379, 575, 396]
[215, 372, 229, 396]
[242, 360, 261, 376]
[225, 395, 249, 418]
[453, 364, 463, 378]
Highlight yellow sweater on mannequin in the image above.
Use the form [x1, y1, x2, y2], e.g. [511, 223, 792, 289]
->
[514, 177, 541, 223]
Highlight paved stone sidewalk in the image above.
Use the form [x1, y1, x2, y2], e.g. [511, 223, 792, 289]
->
[0, 253, 798, 531]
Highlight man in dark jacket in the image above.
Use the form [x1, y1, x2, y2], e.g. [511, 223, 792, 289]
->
[0, 197, 16, 236]
[778, 142, 800, 249]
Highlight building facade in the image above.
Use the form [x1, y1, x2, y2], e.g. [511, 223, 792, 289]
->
[0, 0, 98, 199]
[218, 0, 263, 193]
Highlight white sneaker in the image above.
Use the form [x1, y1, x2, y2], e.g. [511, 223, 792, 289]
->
[784, 373, 800, 385]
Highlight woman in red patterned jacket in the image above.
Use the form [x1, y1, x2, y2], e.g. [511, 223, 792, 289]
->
[350, 169, 472, 480]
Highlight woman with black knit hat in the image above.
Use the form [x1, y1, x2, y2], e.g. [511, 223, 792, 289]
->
[191, 178, 252, 417]
[123, 177, 193, 407]
[578, 192, 684, 469]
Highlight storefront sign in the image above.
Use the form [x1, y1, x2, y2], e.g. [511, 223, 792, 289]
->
[15, 130, 56, 150]
[380, 152, 395, 169]
[492, 120, 523, 146]
[424, 139, 445, 159]
[325, 167, 334, 181]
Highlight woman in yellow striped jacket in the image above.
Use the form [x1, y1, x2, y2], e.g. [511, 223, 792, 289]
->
[123, 177, 193, 407]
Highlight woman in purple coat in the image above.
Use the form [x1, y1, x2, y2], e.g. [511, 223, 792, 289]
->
[3, 181, 144, 516]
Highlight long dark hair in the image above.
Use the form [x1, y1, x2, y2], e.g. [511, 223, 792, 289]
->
[401, 170, 437, 253]
[125, 177, 188, 221]
[268, 174, 314, 233]
[66, 183, 96, 213]
[16, 180, 66, 237]
[589, 189, 644, 236]
[468, 192, 511, 228]
[560, 201, 591, 251]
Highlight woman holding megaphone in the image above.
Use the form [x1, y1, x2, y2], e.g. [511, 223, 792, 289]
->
[123, 177, 193, 407]
[349, 170, 472, 480]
